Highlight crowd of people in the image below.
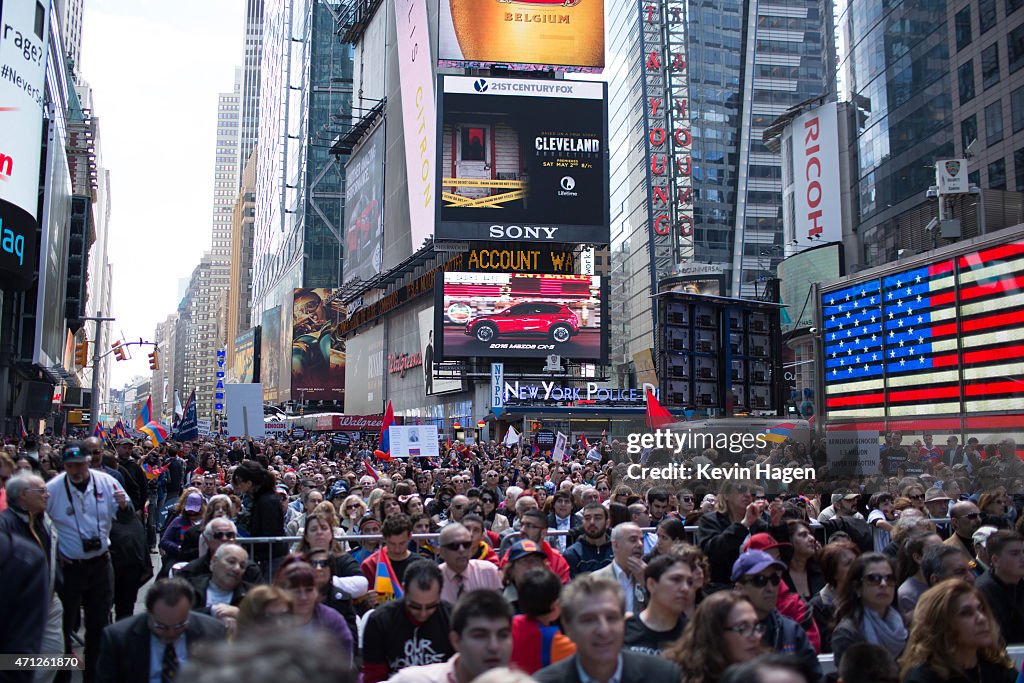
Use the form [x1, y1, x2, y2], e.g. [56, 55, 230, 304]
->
[1, 427, 1023, 683]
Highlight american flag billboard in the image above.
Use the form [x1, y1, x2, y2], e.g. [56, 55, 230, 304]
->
[822, 236, 1024, 422]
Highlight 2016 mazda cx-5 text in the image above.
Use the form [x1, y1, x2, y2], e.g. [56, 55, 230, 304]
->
[464, 303, 580, 344]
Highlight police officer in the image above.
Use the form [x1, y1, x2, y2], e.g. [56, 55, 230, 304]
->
[47, 440, 133, 683]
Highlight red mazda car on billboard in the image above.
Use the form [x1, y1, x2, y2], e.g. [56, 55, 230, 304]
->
[465, 303, 580, 343]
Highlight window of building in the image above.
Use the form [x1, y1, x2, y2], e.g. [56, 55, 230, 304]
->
[986, 100, 1005, 145]
[962, 114, 979, 152]
[981, 0, 998, 32]
[969, 169, 981, 187]
[1015, 148, 1024, 189]
[1013, 87, 1024, 132]
[982, 43, 1001, 87]
[1010, 0, 1024, 15]
[959, 61, 976, 104]
[1010, 22, 1024, 71]
[989, 157, 1007, 188]
[958, 7, 974, 48]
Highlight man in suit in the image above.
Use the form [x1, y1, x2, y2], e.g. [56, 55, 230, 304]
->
[945, 435, 965, 467]
[534, 573, 679, 683]
[593, 523, 648, 614]
[96, 578, 226, 683]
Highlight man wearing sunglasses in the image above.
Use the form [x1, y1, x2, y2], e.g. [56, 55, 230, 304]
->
[362, 562, 455, 683]
[438, 523, 501, 605]
[96, 578, 226, 683]
[945, 501, 984, 559]
[175, 518, 261, 583]
[732, 550, 821, 680]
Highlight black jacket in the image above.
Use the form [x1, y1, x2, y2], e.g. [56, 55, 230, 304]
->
[761, 610, 822, 681]
[976, 570, 1024, 645]
[249, 489, 287, 557]
[697, 510, 768, 588]
[534, 651, 681, 683]
[96, 611, 226, 683]
[0, 527, 48, 683]
[186, 575, 253, 612]
[563, 535, 614, 577]
[902, 661, 1018, 683]
[118, 460, 150, 512]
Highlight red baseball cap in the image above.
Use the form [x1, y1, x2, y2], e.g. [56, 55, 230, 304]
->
[743, 533, 791, 553]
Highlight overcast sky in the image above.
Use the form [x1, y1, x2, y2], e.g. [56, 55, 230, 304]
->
[81, 0, 245, 398]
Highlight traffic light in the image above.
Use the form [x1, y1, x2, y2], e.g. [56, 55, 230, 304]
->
[111, 340, 127, 361]
[75, 339, 89, 367]
[148, 349, 159, 371]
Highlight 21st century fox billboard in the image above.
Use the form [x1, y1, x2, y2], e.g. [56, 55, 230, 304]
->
[438, 0, 604, 72]
[436, 75, 609, 245]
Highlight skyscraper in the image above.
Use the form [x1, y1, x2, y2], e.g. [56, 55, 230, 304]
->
[239, 0, 264, 187]
[213, 70, 243, 261]
[605, 0, 831, 369]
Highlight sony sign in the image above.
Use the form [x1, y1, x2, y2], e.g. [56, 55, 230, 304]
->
[791, 102, 841, 244]
[488, 225, 560, 240]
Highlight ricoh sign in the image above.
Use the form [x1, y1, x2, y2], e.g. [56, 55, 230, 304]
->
[791, 102, 841, 243]
[639, 0, 694, 260]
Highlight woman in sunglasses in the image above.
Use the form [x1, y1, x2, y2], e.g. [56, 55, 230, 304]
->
[302, 544, 366, 640]
[273, 556, 353, 660]
[478, 491, 510, 534]
[832, 552, 906, 668]
[666, 591, 764, 683]
[338, 494, 368, 535]
[978, 488, 1013, 530]
[901, 483, 928, 515]
[899, 579, 1018, 683]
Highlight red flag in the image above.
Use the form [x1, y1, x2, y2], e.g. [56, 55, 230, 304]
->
[645, 389, 676, 429]
[580, 433, 589, 450]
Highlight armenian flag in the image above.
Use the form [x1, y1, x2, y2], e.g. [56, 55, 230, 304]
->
[139, 420, 168, 447]
[374, 401, 394, 460]
[135, 397, 153, 430]
[363, 455, 382, 481]
[112, 420, 128, 439]
[93, 422, 108, 440]
[374, 550, 404, 601]
[18, 416, 28, 440]
[580, 433, 590, 450]
[763, 422, 795, 444]
[142, 462, 169, 481]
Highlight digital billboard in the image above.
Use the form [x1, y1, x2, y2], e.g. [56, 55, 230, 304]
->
[778, 243, 843, 334]
[820, 235, 1024, 422]
[291, 288, 346, 401]
[437, 272, 606, 361]
[438, 0, 604, 72]
[344, 325, 383, 415]
[260, 307, 282, 403]
[343, 123, 385, 284]
[418, 306, 462, 395]
[0, 0, 48, 290]
[232, 327, 261, 384]
[436, 75, 609, 245]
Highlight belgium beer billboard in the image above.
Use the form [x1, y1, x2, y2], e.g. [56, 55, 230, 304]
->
[0, 0, 48, 289]
[438, 0, 604, 72]
[436, 272, 607, 362]
[291, 288, 346, 401]
[436, 75, 609, 245]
